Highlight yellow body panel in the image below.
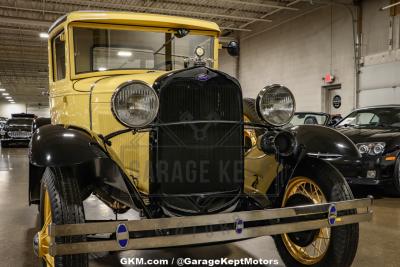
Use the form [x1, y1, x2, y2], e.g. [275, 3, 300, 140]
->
[244, 149, 279, 195]
[47, 11, 266, 195]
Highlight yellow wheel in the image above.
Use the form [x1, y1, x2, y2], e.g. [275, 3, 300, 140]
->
[243, 98, 263, 152]
[281, 177, 330, 265]
[34, 167, 88, 267]
[38, 189, 55, 266]
[273, 158, 359, 267]
[243, 115, 258, 151]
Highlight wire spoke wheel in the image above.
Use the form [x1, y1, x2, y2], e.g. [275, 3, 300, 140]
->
[281, 177, 331, 265]
[36, 167, 88, 267]
[243, 115, 258, 150]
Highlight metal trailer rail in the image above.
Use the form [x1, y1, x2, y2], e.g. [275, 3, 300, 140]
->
[46, 197, 373, 256]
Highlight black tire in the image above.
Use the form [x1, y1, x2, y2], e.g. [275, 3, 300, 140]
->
[273, 158, 359, 267]
[384, 158, 400, 196]
[1, 140, 8, 148]
[40, 167, 88, 267]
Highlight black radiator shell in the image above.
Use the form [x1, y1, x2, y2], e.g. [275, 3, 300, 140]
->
[150, 67, 244, 215]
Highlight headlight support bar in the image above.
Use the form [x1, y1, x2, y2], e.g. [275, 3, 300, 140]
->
[104, 120, 270, 141]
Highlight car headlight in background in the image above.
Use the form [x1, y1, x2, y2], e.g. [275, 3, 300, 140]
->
[356, 142, 386, 155]
[256, 84, 296, 126]
[111, 81, 159, 128]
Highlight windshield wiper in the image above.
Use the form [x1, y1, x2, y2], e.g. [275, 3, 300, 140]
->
[154, 36, 175, 55]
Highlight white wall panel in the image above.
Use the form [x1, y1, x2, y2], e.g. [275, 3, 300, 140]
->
[27, 106, 50, 117]
[360, 60, 400, 90]
[0, 104, 26, 118]
[359, 87, 400, 107]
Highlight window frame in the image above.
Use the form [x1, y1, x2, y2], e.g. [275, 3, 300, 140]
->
[52, 31, 67, 81]
[68, 22, 219, 80]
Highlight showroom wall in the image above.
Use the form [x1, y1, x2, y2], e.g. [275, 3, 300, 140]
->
[218, 0, 400, 116]
[0, 103, 50, 118]
[219, 48, 237, 78]
[237, 6, 355, 115]
[359, 0, 400, 107]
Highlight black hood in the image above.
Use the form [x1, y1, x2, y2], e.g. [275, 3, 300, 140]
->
[336, 127, 400, 151]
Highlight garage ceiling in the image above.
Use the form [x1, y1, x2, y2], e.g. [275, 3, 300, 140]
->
[0, 0, 330, 105]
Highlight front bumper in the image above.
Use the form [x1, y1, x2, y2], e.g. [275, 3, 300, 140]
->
[40, 198, 372, 256]
[2, 138, 31, 145]
[345, 176, 392, 186]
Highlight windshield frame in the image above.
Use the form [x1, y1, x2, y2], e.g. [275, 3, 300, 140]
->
[336, 107, 400, 129]
[68, 22, 219, 79]
[290, 112, 330, 126]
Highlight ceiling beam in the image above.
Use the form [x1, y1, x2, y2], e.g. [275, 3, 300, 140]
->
[43, 0, 273, 22]
[216, 0, 299, 10]
[0, 42, 45, 48]
[0, 15, 51, 28]
[0, 58, 47, 64]
[238, 0, 303, 29]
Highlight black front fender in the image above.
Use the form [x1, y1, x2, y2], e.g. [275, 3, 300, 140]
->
[28, 125, 150, 216]
[292, 125, 360, 160]
[29, 124, 107, 167]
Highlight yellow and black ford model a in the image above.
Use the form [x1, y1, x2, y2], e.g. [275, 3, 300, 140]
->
[28, 11, 372, 267]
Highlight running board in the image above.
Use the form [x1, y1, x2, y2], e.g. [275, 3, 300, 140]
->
[47, 197, 373, 256]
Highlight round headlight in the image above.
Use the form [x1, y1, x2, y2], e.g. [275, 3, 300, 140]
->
[358, 144, 369, 154]
[111, 81, 159, 128]
[256, 84, 296, 126]
[373, 143, 385, 154]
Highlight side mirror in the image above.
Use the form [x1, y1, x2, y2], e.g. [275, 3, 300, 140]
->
[227, 41, 239, 56]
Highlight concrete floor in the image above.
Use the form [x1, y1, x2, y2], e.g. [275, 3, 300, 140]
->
[0, 147, 399, 267]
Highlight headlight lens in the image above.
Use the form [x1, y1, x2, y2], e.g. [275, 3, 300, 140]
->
[373, 143, 385, 154]
[358, 144, 369, 154]
[111, 81, 159, 128]
[256, 84, 296, 126]
[356, 142, 386, 155]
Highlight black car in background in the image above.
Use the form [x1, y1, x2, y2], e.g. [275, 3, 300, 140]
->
[1, 117, 34, 148]
[0, 117, 7, 140]
[333, 105, 400, 195]
[288, 112, 342, 127]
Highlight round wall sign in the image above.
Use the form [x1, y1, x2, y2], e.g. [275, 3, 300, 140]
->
[332, 95, 341, 109]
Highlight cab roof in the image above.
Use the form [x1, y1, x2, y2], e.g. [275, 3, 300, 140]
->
[49, 11, 220, 34]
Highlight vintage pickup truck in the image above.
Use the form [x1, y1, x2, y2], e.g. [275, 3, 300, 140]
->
[28, 11, 372, 267]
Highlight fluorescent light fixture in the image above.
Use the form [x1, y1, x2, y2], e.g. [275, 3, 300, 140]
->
[5, 96, 12, 99]
[98, 67, 107, 71]
[39, 32, 49, 38]
[10, 102, 15, 104]
[380, 1, 400, 10]
[117, 51, 132, 57]
[2, 93, 9, 96]
[0, 88, 5, 92]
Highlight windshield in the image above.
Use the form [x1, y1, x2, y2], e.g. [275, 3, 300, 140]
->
[73, 27, 214, 74]
[337, 108, 400, 128]
[290, 113, 329, 126]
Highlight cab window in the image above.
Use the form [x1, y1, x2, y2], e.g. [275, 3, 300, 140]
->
[53, 32, 66, 80]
